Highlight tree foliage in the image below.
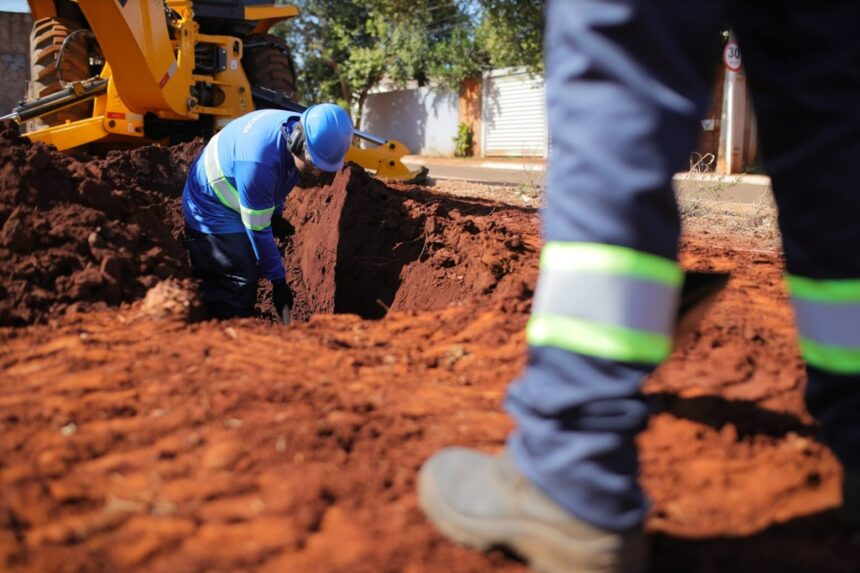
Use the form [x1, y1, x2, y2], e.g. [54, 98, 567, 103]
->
[476, 0, 544, 73]
[275, 0, 544, 121]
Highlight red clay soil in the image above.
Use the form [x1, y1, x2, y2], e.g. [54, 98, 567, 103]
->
[0, 126, 857, 571]
[0, 123, 532, 326]
[277, 165, 534, 322]
[0, 121, 203, 325]
[2, 239, 858, 572]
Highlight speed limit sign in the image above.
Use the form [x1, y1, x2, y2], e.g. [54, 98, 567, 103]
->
[724, 41, 742, 72]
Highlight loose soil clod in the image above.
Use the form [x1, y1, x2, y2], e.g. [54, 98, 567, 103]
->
[135, 279, 205, 323]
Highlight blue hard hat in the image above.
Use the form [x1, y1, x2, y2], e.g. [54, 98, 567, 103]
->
[300, 103, 354, 172]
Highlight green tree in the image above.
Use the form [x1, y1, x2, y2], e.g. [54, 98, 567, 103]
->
[278, 0, 481, 123]
[276, 0, 544, 122]
[475, 0, 544, 73]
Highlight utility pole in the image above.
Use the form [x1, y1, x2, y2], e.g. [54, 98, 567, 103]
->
[718, 36, 746, 174]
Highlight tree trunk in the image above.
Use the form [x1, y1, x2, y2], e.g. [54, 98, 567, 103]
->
[323, 56, 352, 112]
[358, 88, 376, 131]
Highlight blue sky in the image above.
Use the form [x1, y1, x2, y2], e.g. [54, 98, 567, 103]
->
[0, 0, 29, 13]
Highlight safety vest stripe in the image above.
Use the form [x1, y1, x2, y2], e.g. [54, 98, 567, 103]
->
[240, 205, 275, 231]
[787, 274, 860, 374]
[786, 274, 860, 303]
[203, 132, 241, 212]
[798, 337, 860, 375]
[527, 314, 672, 364]
[540, 242, 683, 286]
[204, 131, 275, 231]
[792, 299, 860, 348]
[532, 271, 678, 335]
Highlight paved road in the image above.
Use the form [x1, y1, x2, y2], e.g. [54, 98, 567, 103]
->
[406, 161, 545, 187]
[407, 160, 771, 204]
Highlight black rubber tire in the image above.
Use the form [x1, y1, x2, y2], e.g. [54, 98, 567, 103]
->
[27, 17, 92, 130]
[242, 33, 299, 105]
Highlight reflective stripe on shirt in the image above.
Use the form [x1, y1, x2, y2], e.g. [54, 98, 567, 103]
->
[240, 205, 275, 231]
[203, 131, 274, 231]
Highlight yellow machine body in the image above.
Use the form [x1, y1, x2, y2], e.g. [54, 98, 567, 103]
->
[20, 0, 424, 181]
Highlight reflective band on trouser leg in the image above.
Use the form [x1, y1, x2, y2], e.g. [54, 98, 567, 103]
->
[787, 274, 860, 374]
[527, 242, 683, 364]
[203, 131, 241, 212]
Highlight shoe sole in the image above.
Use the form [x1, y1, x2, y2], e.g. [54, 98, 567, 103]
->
[418, 465, 632, 573]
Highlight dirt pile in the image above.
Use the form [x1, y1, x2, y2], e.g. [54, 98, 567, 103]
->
[0, 121, 203, 325]
[279, 165, 539, 321]
[1, 124, 536, 326]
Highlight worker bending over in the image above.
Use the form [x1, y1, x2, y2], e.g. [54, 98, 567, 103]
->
[418, 1, 860, 572]
[182, 104, 353, 322]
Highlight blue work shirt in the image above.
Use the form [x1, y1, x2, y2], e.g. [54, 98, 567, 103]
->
[182, 109, 302, 281]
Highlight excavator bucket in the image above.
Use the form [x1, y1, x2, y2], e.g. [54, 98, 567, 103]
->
[346, 140, 428, 184]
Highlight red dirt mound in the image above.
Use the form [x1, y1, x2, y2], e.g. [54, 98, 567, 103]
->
[0, 121, 203, 326]
[1, 124, 536, 327]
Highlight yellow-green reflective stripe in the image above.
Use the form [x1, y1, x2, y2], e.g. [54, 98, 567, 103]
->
[799, 336, 860, 375]
[527, 314, 672, 364]
[541, 242, 683, 286]
[203, 132, 241, 212]
[210, 178, 241, 211]
[204, 133, 274, 230]
[240, 205, 274, 231]
[533, 272, 678, 334]
[787, 274, 860, 303]
[792, 298, 860, 348]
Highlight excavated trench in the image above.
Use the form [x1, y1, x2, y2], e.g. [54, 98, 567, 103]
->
[0, 120, 537, 326]
[274, 165, 536, 321]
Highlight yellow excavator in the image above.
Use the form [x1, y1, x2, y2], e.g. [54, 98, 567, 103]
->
[4, 0, 427, 182]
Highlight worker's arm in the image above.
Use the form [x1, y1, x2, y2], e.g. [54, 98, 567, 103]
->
[233, 160, 285, 282]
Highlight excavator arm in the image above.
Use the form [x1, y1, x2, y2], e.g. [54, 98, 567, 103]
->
[12, 0, 427, 183]
[75, 0, 191, 118]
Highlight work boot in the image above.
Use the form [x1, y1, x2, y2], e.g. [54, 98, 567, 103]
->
[844, 467, 860, 533]
[418, 447, 648, 573]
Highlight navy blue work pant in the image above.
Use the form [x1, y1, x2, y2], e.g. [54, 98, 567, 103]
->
[185, 226, 258, 319]
[507, 0, 860, 532]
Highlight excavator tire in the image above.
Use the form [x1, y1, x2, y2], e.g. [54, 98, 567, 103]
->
[242, 34, 298, 106]
[27, 17, 92, 131]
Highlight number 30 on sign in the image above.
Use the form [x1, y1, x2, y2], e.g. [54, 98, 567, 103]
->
[724, 41, 742, 72]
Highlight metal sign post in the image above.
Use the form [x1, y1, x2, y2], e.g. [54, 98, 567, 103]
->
[719, 39, 746, 174]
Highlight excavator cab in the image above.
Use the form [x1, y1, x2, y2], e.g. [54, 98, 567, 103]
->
[9, 0, 427, 183]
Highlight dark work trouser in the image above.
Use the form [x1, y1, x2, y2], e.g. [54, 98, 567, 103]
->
[507, 0, 860, 532]
[185, 226, 258, 319]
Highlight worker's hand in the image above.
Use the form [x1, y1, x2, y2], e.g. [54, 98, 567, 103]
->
[271, 279, 293, 325]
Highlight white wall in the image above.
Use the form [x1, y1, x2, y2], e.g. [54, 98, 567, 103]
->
[482, 68, 547, 157]
[361, 86, 459, 156]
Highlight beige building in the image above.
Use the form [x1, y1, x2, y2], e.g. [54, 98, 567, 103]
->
[0, 10, 32, 115]
[459, 63, 758, 174]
